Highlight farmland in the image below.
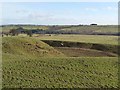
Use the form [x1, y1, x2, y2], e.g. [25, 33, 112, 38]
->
[1, 1, 119, 89]
[3, 57, 118, 88]
[38, 34, 118, 45]
[1, 25, 119, 35]
[2, 25, 119, 88]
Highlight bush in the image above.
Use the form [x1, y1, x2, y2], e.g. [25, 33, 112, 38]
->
[26, 30, 33, 37]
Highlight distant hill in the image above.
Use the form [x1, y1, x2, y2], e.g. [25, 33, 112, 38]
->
[1, 25, 119, 36]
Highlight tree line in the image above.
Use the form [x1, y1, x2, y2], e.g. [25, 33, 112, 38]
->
[2, 26, 120, 37]
[2, 27, 35, 37]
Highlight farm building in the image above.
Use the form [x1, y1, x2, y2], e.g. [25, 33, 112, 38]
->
[90, 24, 97, 26]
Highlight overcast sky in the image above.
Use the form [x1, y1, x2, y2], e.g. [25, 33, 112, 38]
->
[1, 2, 118, 25]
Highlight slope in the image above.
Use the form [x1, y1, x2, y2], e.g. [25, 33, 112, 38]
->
[2, 37, 65, 60]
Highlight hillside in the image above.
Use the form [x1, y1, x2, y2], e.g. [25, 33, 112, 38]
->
[1, 25, 119, 35]
[2, 36, 119, 88]
[2, 37, 65, 60]
[60, 25, 118, 34]
[2, 35, 119, 57]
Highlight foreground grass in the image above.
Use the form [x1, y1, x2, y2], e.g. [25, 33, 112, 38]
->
[2, 57, 118, 88]
[2, 36, 119, 88]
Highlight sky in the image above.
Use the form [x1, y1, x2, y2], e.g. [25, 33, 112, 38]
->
[1, 2, 118, 25]
[0, 0, 119, 2]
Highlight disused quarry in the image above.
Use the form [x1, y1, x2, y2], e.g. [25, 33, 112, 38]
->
[42, 40, 119, 57]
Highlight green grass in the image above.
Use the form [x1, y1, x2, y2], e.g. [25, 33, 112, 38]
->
[2, 37, 65, 59]
[55, 47, 118, 57]
[2, 36, 119, 88]
[2, 57, 118, 88]
[61, 25, 118, 33]
[37, 34, 118, 45]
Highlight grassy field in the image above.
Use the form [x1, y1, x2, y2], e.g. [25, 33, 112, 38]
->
[55, 47, 118, 57]
[2, 36, 119, 88]
[60, 25, 118, 33]
[37, 34, 118, 45]
[2, 57, 118, 88]
[14, 34, 118, 45]
[1, 25, 118, 34]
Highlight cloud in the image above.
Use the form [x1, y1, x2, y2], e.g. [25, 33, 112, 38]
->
[25, 12, 78, 24]
[23, 12, 52, 22]
[15, 10, 29, 13]
[1, 2, 118, 25]
[104, 6, 117, 11]
[85, 6, 117, 12]
[85, 8, 98, 11]
[28, 12, 53, 20]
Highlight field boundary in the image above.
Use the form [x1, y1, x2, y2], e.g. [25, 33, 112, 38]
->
[42, 40, 119, 55]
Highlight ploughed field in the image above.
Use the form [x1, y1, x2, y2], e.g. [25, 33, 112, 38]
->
[2, 35, 119, 88]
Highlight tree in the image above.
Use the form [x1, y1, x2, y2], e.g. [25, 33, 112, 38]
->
[9, 29, 19, 36]
[26, 30, 33, 37]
